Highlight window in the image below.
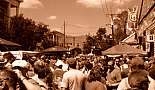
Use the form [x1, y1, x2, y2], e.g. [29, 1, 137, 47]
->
[150, 35, 154, 40]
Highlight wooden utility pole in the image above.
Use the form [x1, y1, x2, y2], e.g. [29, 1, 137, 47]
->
[64, 20, 66, 48]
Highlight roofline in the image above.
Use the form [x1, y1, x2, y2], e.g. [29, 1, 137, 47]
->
[121, 32, 136, 42]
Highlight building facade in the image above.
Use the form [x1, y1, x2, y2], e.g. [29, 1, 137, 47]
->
[47, 31, 86, 50]
[0, 0, 22, 34]
[138, 0, 155, 57]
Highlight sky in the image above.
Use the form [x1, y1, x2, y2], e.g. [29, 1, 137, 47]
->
[16, 0, 141, 36]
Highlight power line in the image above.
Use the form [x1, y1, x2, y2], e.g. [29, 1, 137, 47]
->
[99, 0, 106, 14]
[104, 0, 110, 14]
[104, 0, 114, 22]
[66, 23, 99, 29]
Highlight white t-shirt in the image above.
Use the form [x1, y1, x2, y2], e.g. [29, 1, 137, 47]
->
[117, 76, 155, 90]
[117, 77, 130, 90]
[61, 69, 84, 90]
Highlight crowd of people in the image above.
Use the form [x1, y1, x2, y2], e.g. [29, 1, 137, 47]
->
[0, 52, 155, 90]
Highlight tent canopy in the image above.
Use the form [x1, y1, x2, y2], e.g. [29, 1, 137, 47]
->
[0, 38, 21, 46]
[102, 44, 147, 55]
[43, 46, 69, 52]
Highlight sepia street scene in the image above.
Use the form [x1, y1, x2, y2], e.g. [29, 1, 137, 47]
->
[0, 0, 155, 90]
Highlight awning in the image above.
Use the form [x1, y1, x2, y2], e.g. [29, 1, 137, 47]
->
[0, 38, 21, 46]
[102, 44, 147, 55]
[42, 46, 69, 52]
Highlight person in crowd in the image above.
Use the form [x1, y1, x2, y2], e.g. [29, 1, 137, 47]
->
[0, 54, 18, 90]
[49, 56, 57, 72]
[12, 60, 42, 90]
[32, 60, 54, 90]
[127, 70, 149, 90]
[147, 57, 155, 71]
[53, 65, 64, 90]
[147, 57, 155, 90]
[85, 65, 107, 90]
[56, 56, 68, 72]
[78, 60, 85, 71]
[82, 61, 93, 77]
[61, 58, 85, 90]
[3, 52, 16, 69]
[120, 59, 129, 78]
[27, 56, 37, 67]
[61, 59, 69, 72]
[106, 59, 122, 89]
[148, 68, 155, 90]
[117, 56, 147, 90]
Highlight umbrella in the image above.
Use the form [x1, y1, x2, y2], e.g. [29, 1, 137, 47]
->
[43, 46, 69, 52]
[0, 38, 21, 46]
[102, 44, 147, 55]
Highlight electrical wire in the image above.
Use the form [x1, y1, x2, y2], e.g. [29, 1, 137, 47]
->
[104, 0, 110, 14]
[99, 0, 106, 14]
[103, 0, 114, 24]
[66, 23, 99, 29]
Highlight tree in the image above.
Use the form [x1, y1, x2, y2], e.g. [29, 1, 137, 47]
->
[95, 28, 110, 50]
[83, 28, 109, 54]
[113, 11, 128, 43]
[96, 27, 106, 41]
[10, 14, 50, 50]
[83, 35, 96, 54]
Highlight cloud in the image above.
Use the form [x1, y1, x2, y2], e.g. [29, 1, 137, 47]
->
[76, 0, 101, 8]
[48, 16, 57, 20]
[20, 0, 43, 8]
[50, 27, 62, 32]
[76, 0, 131, 8]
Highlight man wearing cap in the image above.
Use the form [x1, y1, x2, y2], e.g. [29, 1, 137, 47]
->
[117, 56, 148, 90]
[61, 58, 85, 90]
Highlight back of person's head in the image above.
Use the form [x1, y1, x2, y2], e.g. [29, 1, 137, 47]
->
[149, 68, 155, 80]
[85, 61, 93, 70]
[67, 58, 77, 69]
[88, 65, 102, 82]
[128, 70, 149, 90]
[148, 57, 155, 70]
[34, 61, 50, 79]
[129, 57, 144, 71]
[3, 52, 15, 63]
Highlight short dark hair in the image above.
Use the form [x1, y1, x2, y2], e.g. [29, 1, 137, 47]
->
[128, 70, 149, 90]
[3, 52, 15, 63]
[34, 61, 51, 79]
[149, 68, 155, 80]
[88, 65, 102, 82]
[129, 57, 145, 71]
[67, 58, 77, 69]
